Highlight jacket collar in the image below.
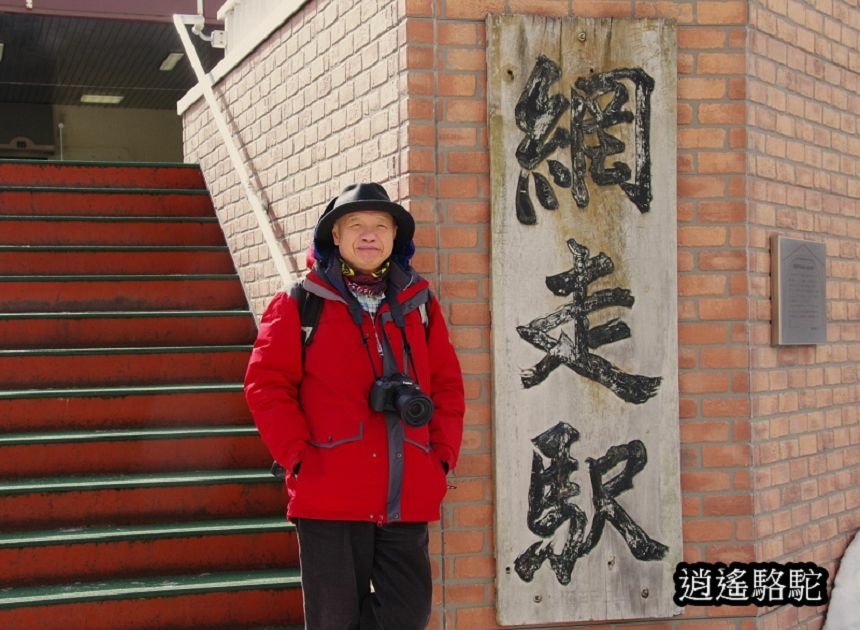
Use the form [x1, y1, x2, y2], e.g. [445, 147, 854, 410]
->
[304, 261, 426, 309]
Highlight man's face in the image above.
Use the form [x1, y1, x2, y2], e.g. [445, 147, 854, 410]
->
[332, 210, 397, 274]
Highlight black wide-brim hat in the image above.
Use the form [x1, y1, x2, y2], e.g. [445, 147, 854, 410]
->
[313, 183, 415, 255]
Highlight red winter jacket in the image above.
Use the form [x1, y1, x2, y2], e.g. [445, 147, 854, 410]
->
[244, 264, 465, 524]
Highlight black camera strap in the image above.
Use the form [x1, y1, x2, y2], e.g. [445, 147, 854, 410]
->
[356, 302, 401, 381]
[385, 294, 422, 382]
[350, 293, 422, 384]
[358, 326, 383, 380]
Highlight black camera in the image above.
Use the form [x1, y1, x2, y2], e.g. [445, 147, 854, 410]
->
[369, 374, 434, 427]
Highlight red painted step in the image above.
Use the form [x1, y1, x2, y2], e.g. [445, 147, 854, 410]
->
[0, 188, 213, 216]
[0, 216, 225, 246]
[0, 275, 246, 312]
[0, 161, 206, 189]
[0, 246, 235, 275]
[0, 471, 283, 530]
[0, 311, 256, 349]
[0, 385, 251, 432]
[0, 578, 304, 630]
[0, 429, 270, 478]
[1, 521, 297, 587]
[0, 347, 251, 388]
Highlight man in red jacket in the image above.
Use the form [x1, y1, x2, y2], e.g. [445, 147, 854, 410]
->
[244, 183, 465, 629]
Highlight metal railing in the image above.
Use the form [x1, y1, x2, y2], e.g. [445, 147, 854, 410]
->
[173, 13, 294, 288]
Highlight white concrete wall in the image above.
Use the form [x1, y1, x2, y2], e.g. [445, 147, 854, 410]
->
[182, 0, 407, 316]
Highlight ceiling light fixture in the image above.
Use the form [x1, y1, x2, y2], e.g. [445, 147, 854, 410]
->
[80, 94, 124, 105]
[0, 43, 5, 63]
[159, 52, 184, 72]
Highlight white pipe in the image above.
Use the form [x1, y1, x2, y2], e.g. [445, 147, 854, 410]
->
[57, 122, 64, 160]
[173, 14, 293, 288]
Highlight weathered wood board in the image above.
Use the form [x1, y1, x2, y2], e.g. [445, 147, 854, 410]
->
[488, 15, 681, 625]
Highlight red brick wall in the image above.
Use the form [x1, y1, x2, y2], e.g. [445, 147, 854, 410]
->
[181, 0, 858, 628]
[403, 4, 494, 628]
[746, 0, 860, 628]
[672, 1, 758, 627]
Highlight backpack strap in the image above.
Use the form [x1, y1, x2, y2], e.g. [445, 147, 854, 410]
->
[378, 287, 433, 340]
[289, 281, 324, 346]
[294, 282, 433, 348]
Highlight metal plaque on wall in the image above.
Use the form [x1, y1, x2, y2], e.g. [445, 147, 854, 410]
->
[488, 15, 682, 625]
[771, 235, 827, 345]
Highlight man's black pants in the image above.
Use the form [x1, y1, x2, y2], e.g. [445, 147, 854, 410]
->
[295, 518, 432, 630]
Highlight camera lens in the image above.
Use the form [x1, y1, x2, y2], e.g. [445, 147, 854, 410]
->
[397, 390, 434, 427]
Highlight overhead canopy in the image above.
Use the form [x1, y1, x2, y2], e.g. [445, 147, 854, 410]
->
[0, 1, 221, 22]
[0, 2, 223, 109]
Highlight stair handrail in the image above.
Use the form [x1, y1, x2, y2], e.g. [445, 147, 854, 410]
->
[173, 13, 293, 288]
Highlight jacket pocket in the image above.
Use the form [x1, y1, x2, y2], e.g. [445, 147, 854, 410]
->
[404, 436, 432, 453]
[308, 421, 365, 448]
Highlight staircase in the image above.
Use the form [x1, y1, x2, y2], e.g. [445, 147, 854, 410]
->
[0, 160, 303, 630]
